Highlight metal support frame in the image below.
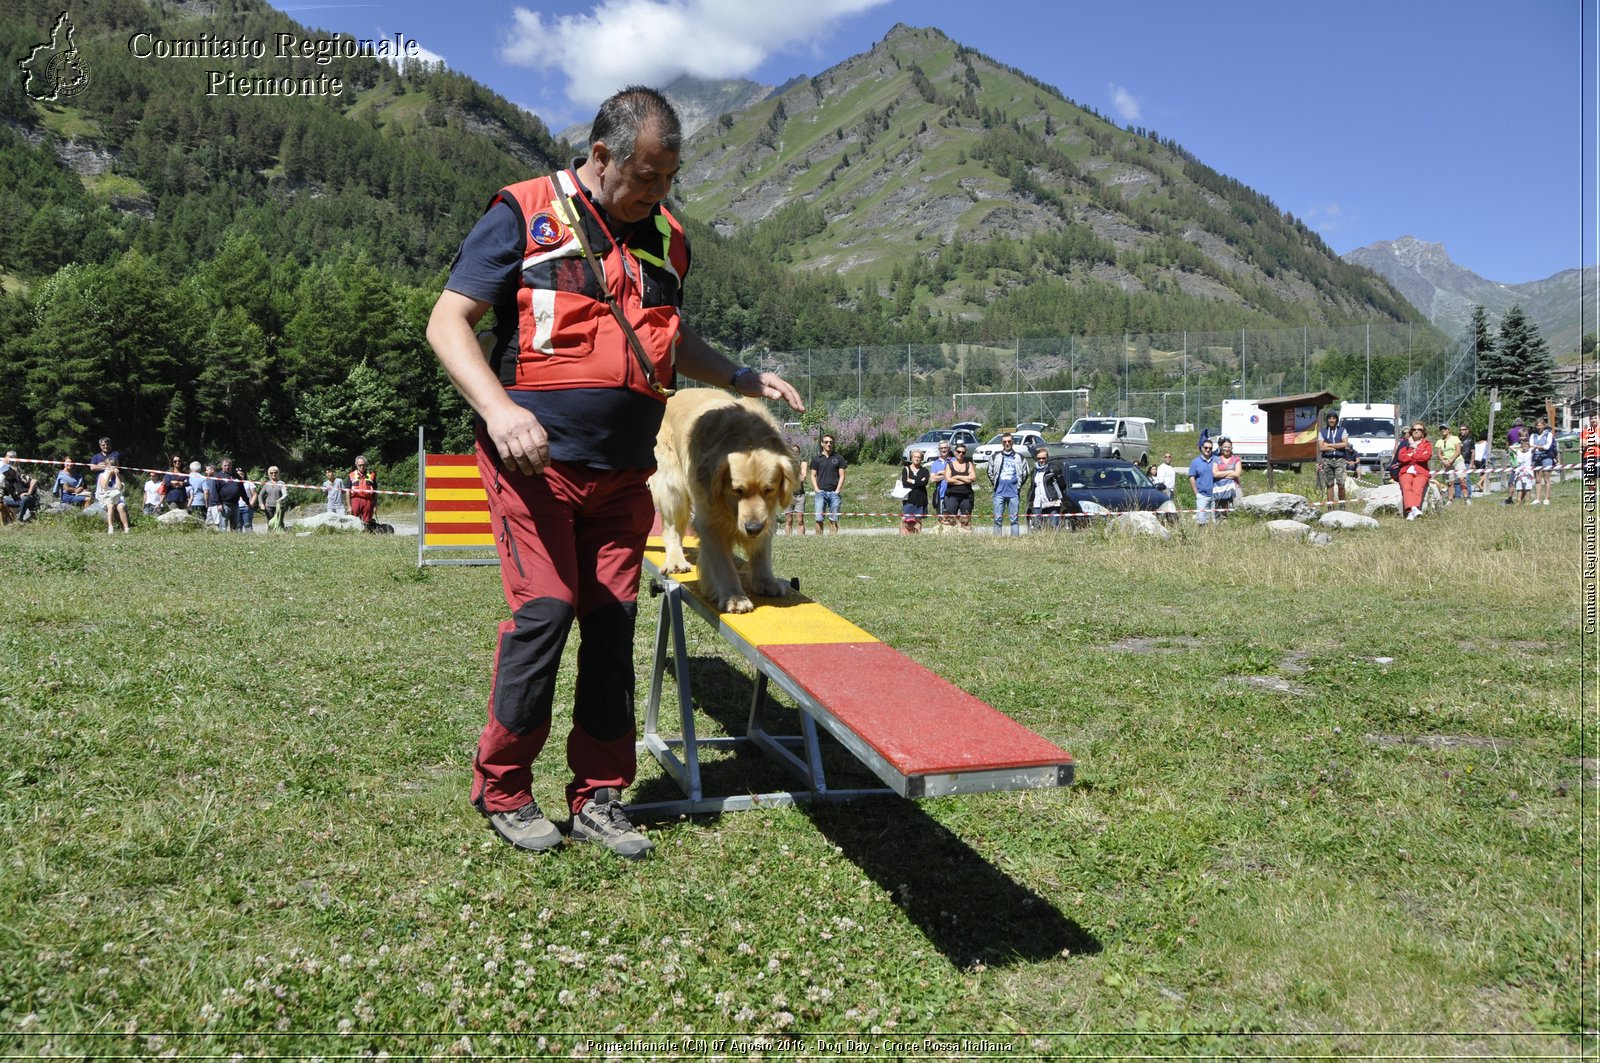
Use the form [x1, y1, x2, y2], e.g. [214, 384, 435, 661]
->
[630, 575, 892, 816]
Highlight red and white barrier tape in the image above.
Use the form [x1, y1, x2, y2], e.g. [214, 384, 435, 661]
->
[2, 456, 420, 498]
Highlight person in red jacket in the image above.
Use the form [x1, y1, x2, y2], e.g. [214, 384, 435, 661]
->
[348, 455, 377, 527]
[1396, 422, 1434, 520]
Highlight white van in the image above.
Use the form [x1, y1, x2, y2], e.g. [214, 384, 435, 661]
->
[1060, 416, 1149, 464]
[1220, 399, 1268, 467]
[1337, 402, 1399, 470]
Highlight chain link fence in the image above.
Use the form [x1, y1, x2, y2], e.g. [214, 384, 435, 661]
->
[742, 323, 1475, 435]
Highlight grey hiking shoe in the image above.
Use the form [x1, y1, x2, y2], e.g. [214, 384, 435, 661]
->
[569, 788, 653, 860]
[485, 799, 563, 852]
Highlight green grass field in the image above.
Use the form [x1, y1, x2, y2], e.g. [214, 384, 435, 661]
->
[0, 494, 1591, 1059]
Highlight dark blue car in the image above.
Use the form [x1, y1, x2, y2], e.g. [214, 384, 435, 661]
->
[1056, 458, 1177, 528]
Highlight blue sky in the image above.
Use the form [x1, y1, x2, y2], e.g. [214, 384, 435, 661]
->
[275, 0, 1596, 285]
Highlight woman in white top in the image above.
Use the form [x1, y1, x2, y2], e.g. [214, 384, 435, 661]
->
[1529, 418, 1555, 506]
[95, 457, 131, 533]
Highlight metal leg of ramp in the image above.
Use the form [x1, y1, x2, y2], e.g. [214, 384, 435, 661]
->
[630, 578, 891, 817]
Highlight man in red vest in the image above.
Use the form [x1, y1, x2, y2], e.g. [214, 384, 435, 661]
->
[427, 86, 802, 860]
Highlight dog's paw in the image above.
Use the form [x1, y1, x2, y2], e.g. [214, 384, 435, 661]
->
[721, 594, 756, 614]
[750, 576, 792, 599]
[661, 558, 693, 575]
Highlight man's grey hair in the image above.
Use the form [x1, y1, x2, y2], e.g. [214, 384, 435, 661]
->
[588, 85, 682, 165]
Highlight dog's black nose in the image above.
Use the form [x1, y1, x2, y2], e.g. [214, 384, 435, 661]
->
[743, 520, 766, 536]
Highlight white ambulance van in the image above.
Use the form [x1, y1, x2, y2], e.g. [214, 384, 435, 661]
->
[1337, 402, 1399, 471]
[1220, 399, 1268, 467]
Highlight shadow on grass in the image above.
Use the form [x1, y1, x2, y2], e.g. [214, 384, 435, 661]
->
[632, 654, 1100, 969]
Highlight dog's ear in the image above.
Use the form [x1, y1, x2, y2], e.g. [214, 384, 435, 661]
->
[779, 454, 799, 500]
[711, 454, 733, 501]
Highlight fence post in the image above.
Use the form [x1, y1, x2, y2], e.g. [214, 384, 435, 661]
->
[416, 425, 425, 569]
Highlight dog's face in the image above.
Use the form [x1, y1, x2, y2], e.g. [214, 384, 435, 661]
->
[714, 449, 796, 541]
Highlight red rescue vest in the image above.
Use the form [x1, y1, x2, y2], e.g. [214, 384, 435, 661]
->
[488, 171, 687, 401]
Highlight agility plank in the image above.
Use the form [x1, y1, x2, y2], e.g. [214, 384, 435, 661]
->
[639, 539, 1073, 810]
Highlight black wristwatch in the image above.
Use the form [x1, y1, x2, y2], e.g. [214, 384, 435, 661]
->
[729, 366, 756, 390]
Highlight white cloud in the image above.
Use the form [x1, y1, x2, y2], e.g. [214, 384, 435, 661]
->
[1107, 82, 1140, 122]
[376, 26, 446, 71]
[500, 0, 889, 110]
[1303, 202, 1347, 232]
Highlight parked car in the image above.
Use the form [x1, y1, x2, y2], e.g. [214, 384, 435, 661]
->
[972, 430, 1070, 465]
[1056, 458, 1177, 528]
[1060, 415, 1150, 464]
[900, 427, 979, 463]
[901, 429, 954, 463]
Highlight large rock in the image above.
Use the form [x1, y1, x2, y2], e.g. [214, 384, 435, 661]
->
[293, 511, 368, 533]
[1318, 510, 1381, 530]
[1233, 491, 1316, 522]
[156, 508, 197, 526]
[1108, 511, 1171, 540]
[1266, 519, 1312, 541]
[1308, 531, 1335, 547]
[1357, 481, 1443, 517]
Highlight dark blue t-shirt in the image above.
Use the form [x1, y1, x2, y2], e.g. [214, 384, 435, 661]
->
[444, 178, 689, 471]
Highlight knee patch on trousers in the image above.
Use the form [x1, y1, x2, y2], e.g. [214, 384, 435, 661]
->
[491, 597, 576, 735]
[572, 600, 639, 743]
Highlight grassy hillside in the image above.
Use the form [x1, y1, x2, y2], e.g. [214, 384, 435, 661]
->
[678, 26, 1423, 335]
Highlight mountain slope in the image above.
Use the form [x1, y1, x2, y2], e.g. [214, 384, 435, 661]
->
[1343, 236, 1593, 353]
[674, 24, 1422, 331]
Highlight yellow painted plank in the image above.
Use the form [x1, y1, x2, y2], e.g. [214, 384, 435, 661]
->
[425, 465, 483, 480]
[426, 487, 488, 502]
[642, 546, 877, 646]
[427, 533, 497, 546]
[424, 510, 492, 524]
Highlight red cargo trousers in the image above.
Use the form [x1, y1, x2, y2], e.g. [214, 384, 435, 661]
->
[469, 434, 655, 816]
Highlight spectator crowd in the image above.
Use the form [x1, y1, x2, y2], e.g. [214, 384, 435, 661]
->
[0, 435, 387, 534]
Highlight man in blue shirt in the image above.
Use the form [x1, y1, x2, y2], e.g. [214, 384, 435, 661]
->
[926, 440, 952, 531]
[1188, 439, 1217, 526]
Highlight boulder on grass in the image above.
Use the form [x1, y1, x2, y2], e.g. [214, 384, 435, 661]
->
[1108, 511, 1171, 540]
[1234, 492, 1315, 522]
[1265, 519, 1312, 542]
[156, 508, 197, 526]
[1318, 510, 1380, 530]
[293, 511, 368, 533]
[1359, 480, 1443, 517]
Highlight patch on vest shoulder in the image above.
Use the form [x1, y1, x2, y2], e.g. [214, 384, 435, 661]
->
[529, 211, 568, 248]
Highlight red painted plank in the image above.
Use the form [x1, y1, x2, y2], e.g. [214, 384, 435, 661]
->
[426, 522, 492, 535]
[424, 454, 478, 467]
[761, 642, 1071, 777]
[423, 498, 493, 513]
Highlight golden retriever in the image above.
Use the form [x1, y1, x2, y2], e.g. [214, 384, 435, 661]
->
[651, 389, 798, 613]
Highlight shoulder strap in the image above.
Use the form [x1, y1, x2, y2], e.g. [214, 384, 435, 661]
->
[558, 171, 673, 397]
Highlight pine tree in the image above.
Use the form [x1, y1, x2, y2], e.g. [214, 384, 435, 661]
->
[1486, 304, 1557, 421]
[1466, 304, 1494, 361]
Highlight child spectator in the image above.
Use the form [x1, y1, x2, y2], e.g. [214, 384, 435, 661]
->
[1512, 438, 1535, 504]
[322, 469, 347, 515]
